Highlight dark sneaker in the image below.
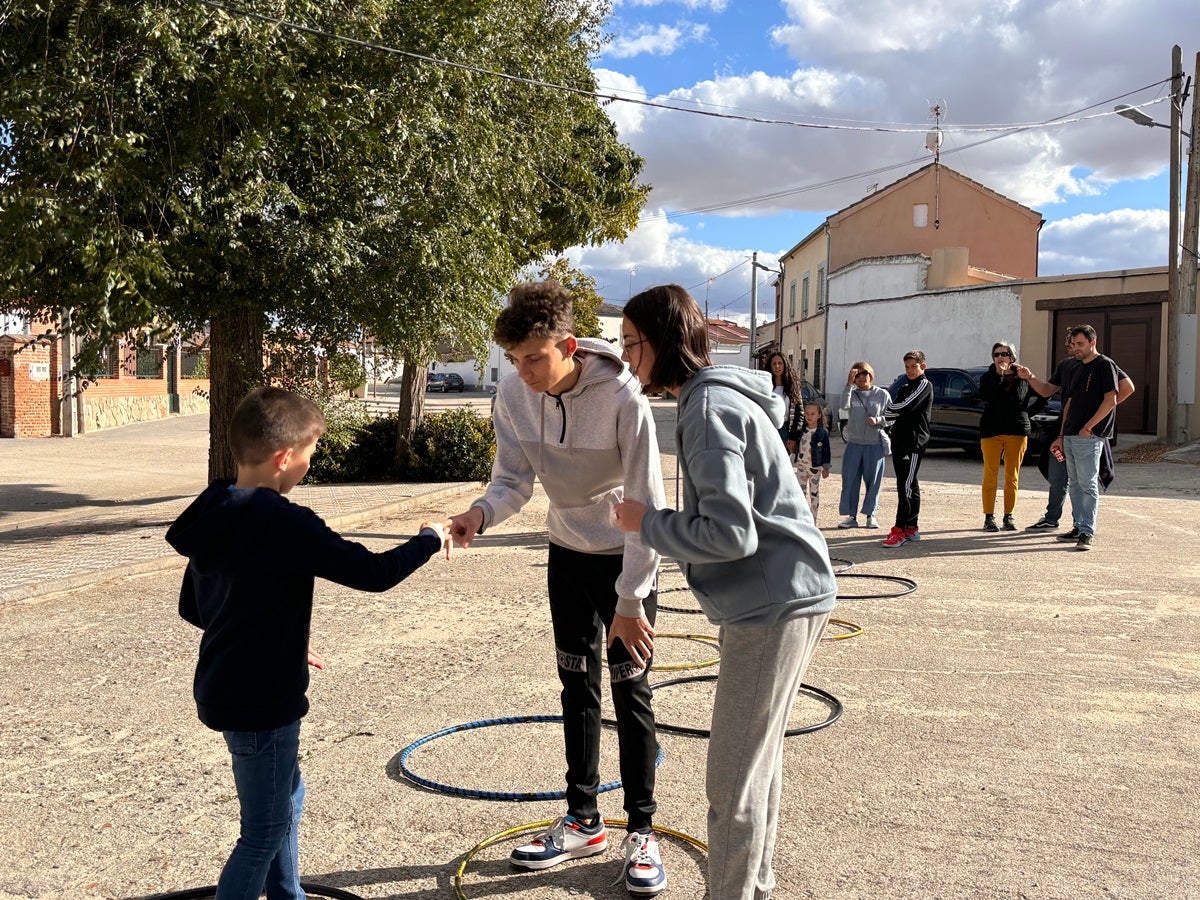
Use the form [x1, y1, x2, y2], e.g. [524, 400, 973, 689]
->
[983, 515, 999, 532]
[511, 815, 608, 870]
[1056, 528, 1082, 542]
[621, 831, 667, 895]
[1075, 534, 1093, 551]
[1026, 517, 1058, 530]
[1002, 515, 1017, 531]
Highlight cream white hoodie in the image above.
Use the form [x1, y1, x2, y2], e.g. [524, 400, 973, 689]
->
[472, 338, 665, 618]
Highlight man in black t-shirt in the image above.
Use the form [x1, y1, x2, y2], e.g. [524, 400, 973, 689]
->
[1017, 325, 1120, 551]
[1026, 347, 1135, 532]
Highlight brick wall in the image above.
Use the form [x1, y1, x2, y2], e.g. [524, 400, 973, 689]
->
[1, 334, 210, 438]
[0, 336, 55, 438]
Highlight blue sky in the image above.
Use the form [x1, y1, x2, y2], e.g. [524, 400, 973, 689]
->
[566, 0, 1198, 323]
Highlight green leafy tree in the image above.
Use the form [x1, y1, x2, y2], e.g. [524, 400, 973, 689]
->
[0, 0, 646, 477]
[536, 257, 604, 339]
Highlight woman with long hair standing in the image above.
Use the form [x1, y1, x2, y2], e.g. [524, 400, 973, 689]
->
[766, 351, 801, 445]
[613, 284, 835, 900]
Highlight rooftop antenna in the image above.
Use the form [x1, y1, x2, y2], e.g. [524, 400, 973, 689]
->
[926, 101, 946, 229]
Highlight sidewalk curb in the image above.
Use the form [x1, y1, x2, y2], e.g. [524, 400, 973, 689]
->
[0, 482, 478, 605]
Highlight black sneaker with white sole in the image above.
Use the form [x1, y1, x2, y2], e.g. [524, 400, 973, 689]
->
[1026, 517, 1058, 530]
[1075, 534, 1093, 551]
[1056, 528, 1082, 542]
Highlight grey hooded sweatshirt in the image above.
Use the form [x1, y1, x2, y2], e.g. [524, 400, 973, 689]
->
[639, 366, 836, 626]
[472, 338, 665, 619]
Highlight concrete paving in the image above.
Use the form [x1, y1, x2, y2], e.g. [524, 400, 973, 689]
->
[0, 410, 1198, 899]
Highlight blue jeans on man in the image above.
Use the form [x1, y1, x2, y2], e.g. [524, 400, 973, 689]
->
[1063, 435, 1105, 537]
[219, 719, 306, 900]
[1043, 451, 1068, 525]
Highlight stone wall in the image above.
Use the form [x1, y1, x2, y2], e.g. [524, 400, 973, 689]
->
[80, 389, 209, 432]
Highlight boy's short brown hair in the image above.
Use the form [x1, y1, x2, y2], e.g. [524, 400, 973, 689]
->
[903, 350, 927, 365]
[228, 386, 325, 466]
[493, 280, 575, 349]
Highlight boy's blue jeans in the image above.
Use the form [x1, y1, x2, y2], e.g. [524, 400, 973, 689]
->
[218, 720, 305, 900]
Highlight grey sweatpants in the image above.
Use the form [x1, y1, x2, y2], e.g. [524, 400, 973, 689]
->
[706, 612, 830, 900]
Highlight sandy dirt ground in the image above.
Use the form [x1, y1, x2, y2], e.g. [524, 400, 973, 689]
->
[2, 448, 1199, 899]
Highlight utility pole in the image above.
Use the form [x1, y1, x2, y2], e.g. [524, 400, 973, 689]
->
[1166, 46, 1185, 444]
[749, 251, 759, 362]
[750, 253, 783, 367]
[1177, 51, 1200, 442]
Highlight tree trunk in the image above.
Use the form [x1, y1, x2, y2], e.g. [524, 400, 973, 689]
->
[393, 358, 427, 471]
[208, 308, 265, 482]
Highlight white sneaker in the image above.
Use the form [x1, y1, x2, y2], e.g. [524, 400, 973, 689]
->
[837, 516, 859, 529]
[621, 831, 667, 895]
[510, 815, 608, 870]
[865, 515, 879, 528]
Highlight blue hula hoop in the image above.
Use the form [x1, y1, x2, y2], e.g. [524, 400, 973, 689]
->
[398, 714, 664, 801]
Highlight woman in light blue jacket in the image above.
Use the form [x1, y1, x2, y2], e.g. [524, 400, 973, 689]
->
[837, 361, 891, 529]
[613, 284, 836, 900]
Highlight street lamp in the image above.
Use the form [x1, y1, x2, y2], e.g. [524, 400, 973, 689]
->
[1115, 103, 1192, 138]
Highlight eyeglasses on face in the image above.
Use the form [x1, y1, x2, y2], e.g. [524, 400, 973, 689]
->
[621, 338, 646, 352]
[993, 351, 1012, 358]
[855, 371, 872, 378]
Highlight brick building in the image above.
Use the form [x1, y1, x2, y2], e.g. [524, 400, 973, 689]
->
[0, 321, 210, 438]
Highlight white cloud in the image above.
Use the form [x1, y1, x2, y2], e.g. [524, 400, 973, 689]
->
[580, 1, 1195, 294]
[596, 0, 1198, 217]
[1039, 209, 1167, 275]
[570, 212, 781, 317]
[603, 22, 709, 59]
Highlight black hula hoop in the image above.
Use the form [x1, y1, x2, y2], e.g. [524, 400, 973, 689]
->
[829, 557, 855, 573]
[397, 714, 663, 801]
[835, 572, 917, 600]
[606, 674, 842, 738]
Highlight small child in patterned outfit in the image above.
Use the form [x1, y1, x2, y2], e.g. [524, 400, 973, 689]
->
[788, 402, 832, 521]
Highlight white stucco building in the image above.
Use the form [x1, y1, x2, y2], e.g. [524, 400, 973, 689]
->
[824, 254, 1022, 387]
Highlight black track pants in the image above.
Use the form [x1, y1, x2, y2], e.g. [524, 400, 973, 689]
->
[547, 542, 658, 832]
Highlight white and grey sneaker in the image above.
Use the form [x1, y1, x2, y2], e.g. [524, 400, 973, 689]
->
[865, 515, 880, 528]
[511, 815, 608, 870]
[837, 516, 859, 529]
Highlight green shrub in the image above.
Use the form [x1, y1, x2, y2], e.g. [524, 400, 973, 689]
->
[307, 412, 400, 484]
[407, 407, 496, 482]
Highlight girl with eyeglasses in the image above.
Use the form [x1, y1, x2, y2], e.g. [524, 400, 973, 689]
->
[613, 284, 835, 900]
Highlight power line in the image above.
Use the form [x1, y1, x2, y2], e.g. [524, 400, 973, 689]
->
[190, 0, 1171, 138]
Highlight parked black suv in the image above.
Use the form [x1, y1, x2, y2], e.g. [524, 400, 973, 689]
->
[886, 367, 1060, 453]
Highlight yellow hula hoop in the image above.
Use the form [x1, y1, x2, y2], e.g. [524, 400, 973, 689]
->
[601, 632, 722, 672]
[454, 817, 708, 900]
[823, 618, 864, 640]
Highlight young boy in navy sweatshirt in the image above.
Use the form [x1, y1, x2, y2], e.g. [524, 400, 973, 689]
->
[167, 386, 448, 900]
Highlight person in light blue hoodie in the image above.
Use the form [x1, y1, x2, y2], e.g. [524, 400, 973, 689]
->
[613, 284, 836, 900]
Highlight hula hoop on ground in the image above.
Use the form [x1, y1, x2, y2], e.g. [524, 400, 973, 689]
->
[823, 618, 864, 640]
[453, 817, 707, 900]
[829, 557, 855, 573]
[835, 572, 918, 600]
[602, 633, 721, 672]
[638, 674, 843, 738]
[397, 715, 663, 801]
[143, 884, 364, 900]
